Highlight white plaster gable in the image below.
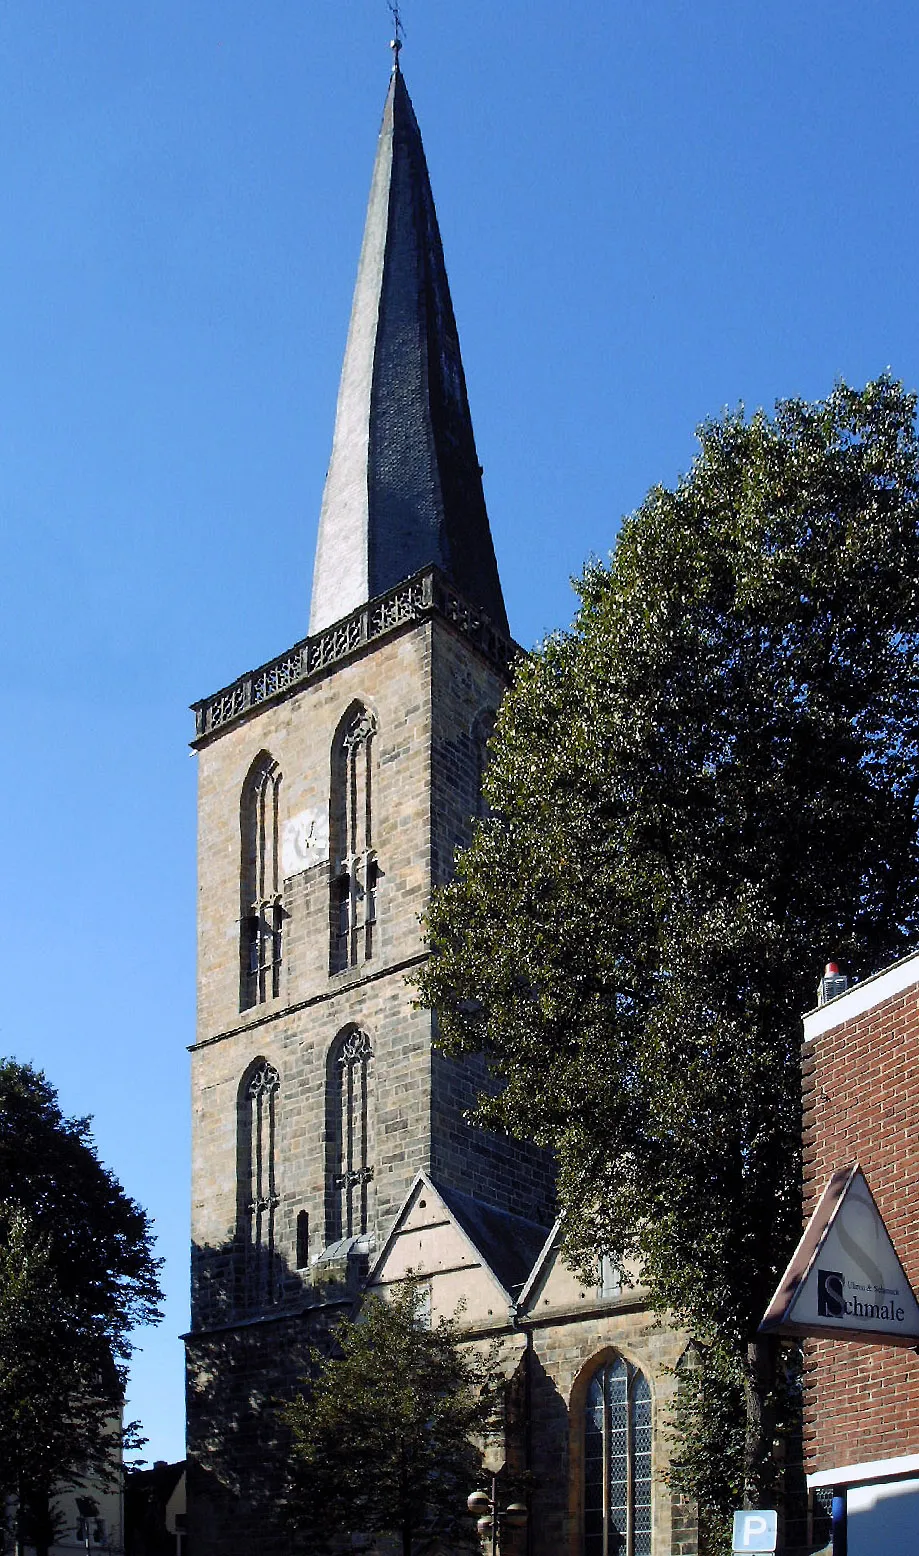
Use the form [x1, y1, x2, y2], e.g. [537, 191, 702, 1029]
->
[516, 1221, 646, 1319]
[366, 1172, 541, 1329]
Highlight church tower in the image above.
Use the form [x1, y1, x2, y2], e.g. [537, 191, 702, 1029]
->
[185, 55, 554, 1556]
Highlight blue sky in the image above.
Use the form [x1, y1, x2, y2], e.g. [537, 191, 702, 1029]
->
[1, 1, 918, 1463]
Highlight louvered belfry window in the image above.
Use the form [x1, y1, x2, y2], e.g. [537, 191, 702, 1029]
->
[584, 1357, 652, 1556]
[330, 708, 377, 973]
[240, 753, 283, 1009]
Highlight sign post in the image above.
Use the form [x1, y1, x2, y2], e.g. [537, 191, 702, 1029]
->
[732, 1509, 777, 1553]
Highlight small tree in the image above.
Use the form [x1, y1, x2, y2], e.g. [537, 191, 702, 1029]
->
[284, 1284, 499, 1556]
[419, 377, 919, 1544]
[0, 1060, 163, 1555]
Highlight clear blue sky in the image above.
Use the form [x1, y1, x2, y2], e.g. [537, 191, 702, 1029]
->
[2, 0, 918, 1464]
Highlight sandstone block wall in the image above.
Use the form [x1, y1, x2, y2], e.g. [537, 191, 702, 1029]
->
[525, 1304, 694, 1556]
[188, 612, 559, 1556]
[192, 616, 553, 1310]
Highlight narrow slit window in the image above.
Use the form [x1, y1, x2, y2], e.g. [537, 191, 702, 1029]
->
[296, 1210, 310, 1270]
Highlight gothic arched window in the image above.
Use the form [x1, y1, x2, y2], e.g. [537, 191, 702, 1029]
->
[583, 1356, 652, 1556]
[240, 753, 283, 1009]
[330, 706, 377, 973]
[238, 1059, 280, 1309]
[324, 1028, 374, 1244]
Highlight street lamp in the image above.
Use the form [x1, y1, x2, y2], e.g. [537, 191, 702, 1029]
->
[467, 1480, 527, 1556]
[75, 1497, 107, 1556]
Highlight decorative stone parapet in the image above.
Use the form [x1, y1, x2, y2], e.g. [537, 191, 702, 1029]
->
[191, 566, 518, 745]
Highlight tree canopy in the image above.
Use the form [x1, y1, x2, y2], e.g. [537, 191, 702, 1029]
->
[419, 377, 919, 1525]
[284, 1284, 499, 1556]
[0, 1059, 163, 1553]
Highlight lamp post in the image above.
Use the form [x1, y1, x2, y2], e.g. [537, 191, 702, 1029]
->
[467, 1479, 527, 1556]
[75, 1497, 106, 1556]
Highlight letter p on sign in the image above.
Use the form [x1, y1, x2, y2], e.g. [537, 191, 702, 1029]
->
[732, 1510, 777, 1552]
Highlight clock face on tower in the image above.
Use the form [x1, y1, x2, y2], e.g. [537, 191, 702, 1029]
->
[282, 807, 330, 877]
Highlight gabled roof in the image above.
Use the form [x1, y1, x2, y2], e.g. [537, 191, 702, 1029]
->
[367, 1171, 550, 1306]
[435, 1180, 550, 1300]
[309, 65, 508, 637]
[514, 1218, 564, 1313]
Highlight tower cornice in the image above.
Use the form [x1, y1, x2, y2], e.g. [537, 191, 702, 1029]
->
[191, 566, 519, 747]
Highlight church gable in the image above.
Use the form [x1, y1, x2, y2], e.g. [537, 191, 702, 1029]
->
[517, 1222, 647, 1319]
[366, 1172, 544, 1327]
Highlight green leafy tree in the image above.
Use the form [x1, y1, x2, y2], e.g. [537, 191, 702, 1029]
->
[419, 377, 919, 1541]
[284, 1284, 499, 1556]
[0, 1060, 163, 1555]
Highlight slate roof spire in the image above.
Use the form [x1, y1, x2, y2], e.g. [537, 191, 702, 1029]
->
[309, 65, 509, 637]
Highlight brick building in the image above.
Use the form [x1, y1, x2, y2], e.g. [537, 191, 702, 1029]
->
[186, 54, 694, 1556]
[799, 953, 919, 1552]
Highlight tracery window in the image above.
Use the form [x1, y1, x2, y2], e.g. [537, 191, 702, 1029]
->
[240, 753, 283, 1009]
[238, 1059, 280, 1309]
[584, 1356, 652, 1556]
[325, 1028, 374, 1243]
[330, 707, 377, 973]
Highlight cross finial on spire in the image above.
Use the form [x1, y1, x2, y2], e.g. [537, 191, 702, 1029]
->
[387, 2, 404, 71]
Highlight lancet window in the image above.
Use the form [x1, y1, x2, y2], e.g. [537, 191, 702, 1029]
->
[240, 753, 283, 1009]
[325, 1028, 374, 1243]
[583, 1356, 652, 1556]
[330, 707, 377, 972]
[238, 1059, 280, 1310]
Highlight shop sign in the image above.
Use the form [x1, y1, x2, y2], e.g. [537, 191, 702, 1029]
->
[761, 1164, 919, 1347]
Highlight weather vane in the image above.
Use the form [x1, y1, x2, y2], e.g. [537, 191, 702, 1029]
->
[387, 2, 405, 70]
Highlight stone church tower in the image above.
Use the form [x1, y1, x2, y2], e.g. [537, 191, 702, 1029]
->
[186, 56, 555, 1556]
[187, 54, 696, 1556]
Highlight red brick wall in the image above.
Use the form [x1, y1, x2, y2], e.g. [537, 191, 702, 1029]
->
[801, 976, 919, 1472]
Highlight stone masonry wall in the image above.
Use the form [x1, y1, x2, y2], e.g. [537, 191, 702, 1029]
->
[192, 617, 555, 1299]
[188, 614, 558, 1556]
[428, 620, 555, 1222]
[186, 1308, 341, 1556]
[801, 973, 919, 1474]
[525, 1304, 695, 1556]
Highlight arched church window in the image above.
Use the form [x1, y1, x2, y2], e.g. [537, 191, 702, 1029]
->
[324, 1028, 374, 1243]
[583, 1356, 652, 1556]
[238, 1059, 280, 1309]
[330, 707, 377, 973]
[240, 753, 283, 1009]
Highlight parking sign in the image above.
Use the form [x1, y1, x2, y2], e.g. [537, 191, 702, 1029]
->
[732, 1509, 777, 1552]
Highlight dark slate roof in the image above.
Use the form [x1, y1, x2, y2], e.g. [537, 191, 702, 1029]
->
[432, 1179, 550, 1298]
[309, 66, 508, 637]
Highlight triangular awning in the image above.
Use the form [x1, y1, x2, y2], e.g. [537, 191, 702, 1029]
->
[760, 1164, 919, 1347]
